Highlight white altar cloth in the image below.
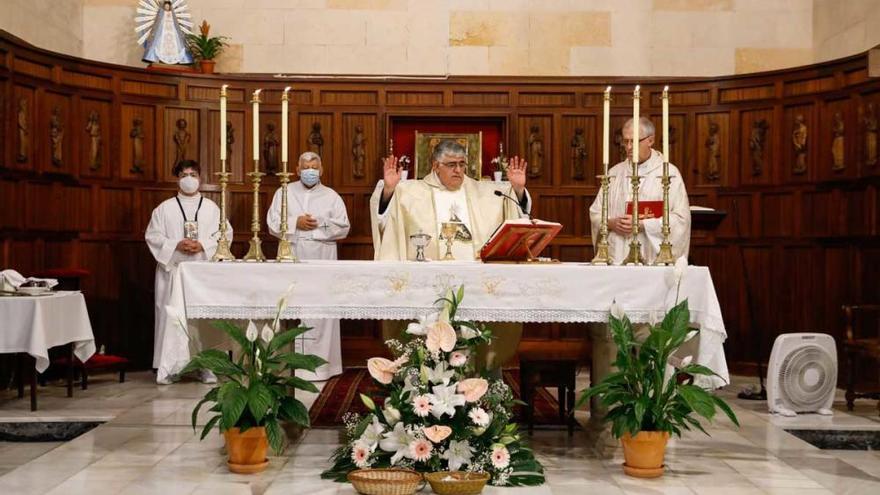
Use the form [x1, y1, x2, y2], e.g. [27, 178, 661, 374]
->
[163, 261, 729, 387]
[0, 291, 96, 372]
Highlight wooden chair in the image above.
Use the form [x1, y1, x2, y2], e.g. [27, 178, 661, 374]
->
[842, 304, 880, 415]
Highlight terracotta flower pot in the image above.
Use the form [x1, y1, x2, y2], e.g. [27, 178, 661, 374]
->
[224, 426, 269, 474]
[620, 430, 669, 478]
[199, 59, 216, 74]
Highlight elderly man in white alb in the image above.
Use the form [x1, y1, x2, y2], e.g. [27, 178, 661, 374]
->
[146, 160, 231, 385]
[589, 117, 691, 264]
[267, 151, 350, 381]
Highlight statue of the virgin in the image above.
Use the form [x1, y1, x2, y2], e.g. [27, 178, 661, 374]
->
[135, 0, 194, 65]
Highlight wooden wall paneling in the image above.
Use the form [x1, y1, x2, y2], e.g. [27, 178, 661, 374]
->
[96, 186, 135, 234]
[609, 114, 630, 166]
[782, 102, 817, 183]
[715, 192, 753, 238]
[516, 115, 552, 186]
[802, 189, 834, 238]
[695, 112, 730, 187]
[208, 110, 245, 184]
[297, 113, 333, 181]
[12, 84, 35, 171]
[739, 108, 775, 186]
[559, 114, 597, 186]
[0, 178, 22, 229]
[120, 103, 156, 181]
[162, 107, 200, 182]
[9, 239, 38, 274]
[822, 246, 855, 340]
[649, 112, 687, 183]
[341, 113, 378, 186]
[841, 187, 871, 236]
[0, 76, 7, 168]
[761, 192, 796, 238]
[857, 89, 880, 176]
[78, 97, 112, 179]
[534, 195, 578, 237]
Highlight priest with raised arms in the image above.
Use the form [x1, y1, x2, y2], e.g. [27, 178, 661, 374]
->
[145, 159, 230, 385]
[372, 139, 531, 261]
[589, 117, 691, 264]
[267, 151, 350, 381]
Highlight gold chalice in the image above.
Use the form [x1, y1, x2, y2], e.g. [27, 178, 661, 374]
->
[440, 222, 460, 261]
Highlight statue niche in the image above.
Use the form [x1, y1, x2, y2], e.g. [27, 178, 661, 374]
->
[749, 118, 769, 176]
[173, 118, 191, 165]
[86, 110, 102, 171]
[16, 98, 29, 163]
[705, 121, 721, 182]
[527, 124, 543, 178]
[130, 117, 146, 174]
[831, 112, 845, 171]
[263, 122, 280, 173]
[792, 114, 808, 175]
[570, 127, 587, 180]
[308, 122, 324, 156]
[352, 124, 366, 179]
[862, 102, 877, 168]
[49, 106, 64, 168]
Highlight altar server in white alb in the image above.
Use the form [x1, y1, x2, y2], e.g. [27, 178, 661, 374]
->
[589, 117, 691, 264]
[146, 160, 231, 384]
[267, 151, 350, 381]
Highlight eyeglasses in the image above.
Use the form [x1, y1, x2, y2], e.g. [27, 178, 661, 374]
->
[438, 160, 468, 170]
[622, 136, 652, 146]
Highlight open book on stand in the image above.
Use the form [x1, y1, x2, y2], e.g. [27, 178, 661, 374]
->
[479, 218, 562, 262]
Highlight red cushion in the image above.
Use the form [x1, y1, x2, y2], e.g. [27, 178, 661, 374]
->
[33, 268, 90, 278]
[54, 354, 128, 368]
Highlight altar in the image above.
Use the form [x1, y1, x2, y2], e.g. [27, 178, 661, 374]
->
[161, 260, 729, 388]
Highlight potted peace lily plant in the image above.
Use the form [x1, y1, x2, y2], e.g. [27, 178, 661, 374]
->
[322, 286, 545, 489]
[185, 20, 228, 74]
[578, 288, 739, 478]
[184, 297, 326, 474]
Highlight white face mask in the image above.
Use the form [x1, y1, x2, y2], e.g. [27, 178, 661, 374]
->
[179, 176, 200, 194]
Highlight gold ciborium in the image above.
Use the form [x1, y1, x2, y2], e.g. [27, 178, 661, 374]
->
[440, 222, 460, 261]
[409, 230, 432, 262]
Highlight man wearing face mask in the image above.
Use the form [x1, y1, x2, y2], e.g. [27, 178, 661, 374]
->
[266, 151, 350, 381]
[145, 160, 231, 384]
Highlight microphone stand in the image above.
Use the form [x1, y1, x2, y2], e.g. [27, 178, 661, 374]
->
[734, 199, 767, 401]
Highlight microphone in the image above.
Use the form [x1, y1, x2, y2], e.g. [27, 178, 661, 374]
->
[494, 189, 531, 220]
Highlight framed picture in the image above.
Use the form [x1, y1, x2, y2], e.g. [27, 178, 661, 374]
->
[414, 131, 482, 180]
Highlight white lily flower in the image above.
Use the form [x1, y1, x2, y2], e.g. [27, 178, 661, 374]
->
[382, 404, 401, 426]
[459, 326, 479, 340]
[610, 300, 625, 320]
[379, 422, 415, 464]
[261, 323, 275, 343]
[441, 439, 474, 471]
[246, 320, 259, 342]
[428, 383, 467, 419]
[358, 415, 385, 450]
[424, 361, 455, 386]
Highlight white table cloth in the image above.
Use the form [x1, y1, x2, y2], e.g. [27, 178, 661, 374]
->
[0, 291, 96, 372]
[163, 261, 729, 387]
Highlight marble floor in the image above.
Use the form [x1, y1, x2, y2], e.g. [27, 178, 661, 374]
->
[1, 371, 879, 495]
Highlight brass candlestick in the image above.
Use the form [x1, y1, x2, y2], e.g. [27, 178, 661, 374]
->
[591, 173, 612, 265]
[441, 222, 459, 261]
[211, 165, 236, 261]
[622, 159, 645, 265]
[654, 161, 676, 265]
[243, 166, 266, 262]
[275, 168, 297, 262]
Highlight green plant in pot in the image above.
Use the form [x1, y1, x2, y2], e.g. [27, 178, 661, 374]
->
[577, 296, 739, 478]
[184, 298, 326, 474]
[185, 20, 228, 74]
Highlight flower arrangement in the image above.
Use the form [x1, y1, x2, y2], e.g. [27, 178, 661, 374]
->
[322, 287, 545, 487]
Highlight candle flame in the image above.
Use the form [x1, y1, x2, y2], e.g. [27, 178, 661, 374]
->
[605, 85, 611, 93]
[635, 85, 640, 92]
[254, 89, 262, 96]
[283, 86, 291, 94]
[663, 85, 669, 92]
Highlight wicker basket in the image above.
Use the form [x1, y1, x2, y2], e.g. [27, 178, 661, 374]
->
[347, 468, 423, 495]
[424, 471, 490, 495]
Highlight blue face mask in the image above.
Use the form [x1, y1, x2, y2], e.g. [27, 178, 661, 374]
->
[300, 168, 321, 187]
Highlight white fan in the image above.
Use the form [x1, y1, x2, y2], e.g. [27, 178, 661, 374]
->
[767, 333, 837, 417]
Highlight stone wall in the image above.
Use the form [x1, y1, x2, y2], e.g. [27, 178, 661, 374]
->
[4, 0, 877, 76]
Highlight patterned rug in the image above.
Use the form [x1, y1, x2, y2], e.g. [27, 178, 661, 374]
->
[308, 367, 577, 429]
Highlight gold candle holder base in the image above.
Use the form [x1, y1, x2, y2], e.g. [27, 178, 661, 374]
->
[242, 169, 266, 262]
[212, 167, 236, 262]
[623, 240, 644, 265]
[275, 169, 298, 263]
[653, 161, 675, 266]
[654, 241, 675, 265]
[591, 173, 612, 265]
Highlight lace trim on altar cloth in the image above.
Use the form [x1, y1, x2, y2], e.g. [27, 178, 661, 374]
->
[184, 305, 726, 338]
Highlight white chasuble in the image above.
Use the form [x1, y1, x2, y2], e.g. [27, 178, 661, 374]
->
[266, 181, 350, 381]
[145, 193, 230, 371]
[589, 150, 691, 265]
[371, 172, 532, 261]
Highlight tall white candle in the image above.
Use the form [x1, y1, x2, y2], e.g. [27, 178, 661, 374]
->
[220, 85, 228, 168]
[282, 87, 290, 169]
[603, 86, 611, 173]
[662, 85, 670, 163]
[632, 85, 640, 166]
[252, 89, 262, 164]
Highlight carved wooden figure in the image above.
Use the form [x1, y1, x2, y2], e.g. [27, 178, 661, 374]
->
[352, 124, 366, 179]
[308, 122, 324, 156]
[16, 98, 28, 163]
[792, 114, 808, 175]
[173, 118, 190, 165]
[570, 127, 587, 180]
[863, 102, 877, 167]
[832, 112, 845, 171]
[749, 119, 769, 176]
[130, 117, 145, 174]
[86, 110, 102, 171]
[263, 122, 279, 173]
[706, 121, 721, 181]
[49, 106, 64, 168]
[527, 124, 543, 178]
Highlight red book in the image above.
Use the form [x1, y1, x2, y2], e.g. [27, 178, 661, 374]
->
[480, 219, 562, 262]
[626, 200, 664, 219]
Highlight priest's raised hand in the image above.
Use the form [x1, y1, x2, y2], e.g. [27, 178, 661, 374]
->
[381, 155, 402, 201]
[506, 155, 528, 199]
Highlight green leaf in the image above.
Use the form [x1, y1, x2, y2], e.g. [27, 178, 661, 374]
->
[247, 382, 274, 423]
[212, 320, 251, 352]
[266, 419, 285, 455]
[268, 325, 311, 355]
[191, 349, 244, 377]
[200, 415, 221, 440]
[191, 393, 215, 431]
[286, 376, 319, 394]
[220, 382, 248, 429]
[277, 353, 327, 372]
[711, 395, 740, 427]
[280, 397, 310, 427]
